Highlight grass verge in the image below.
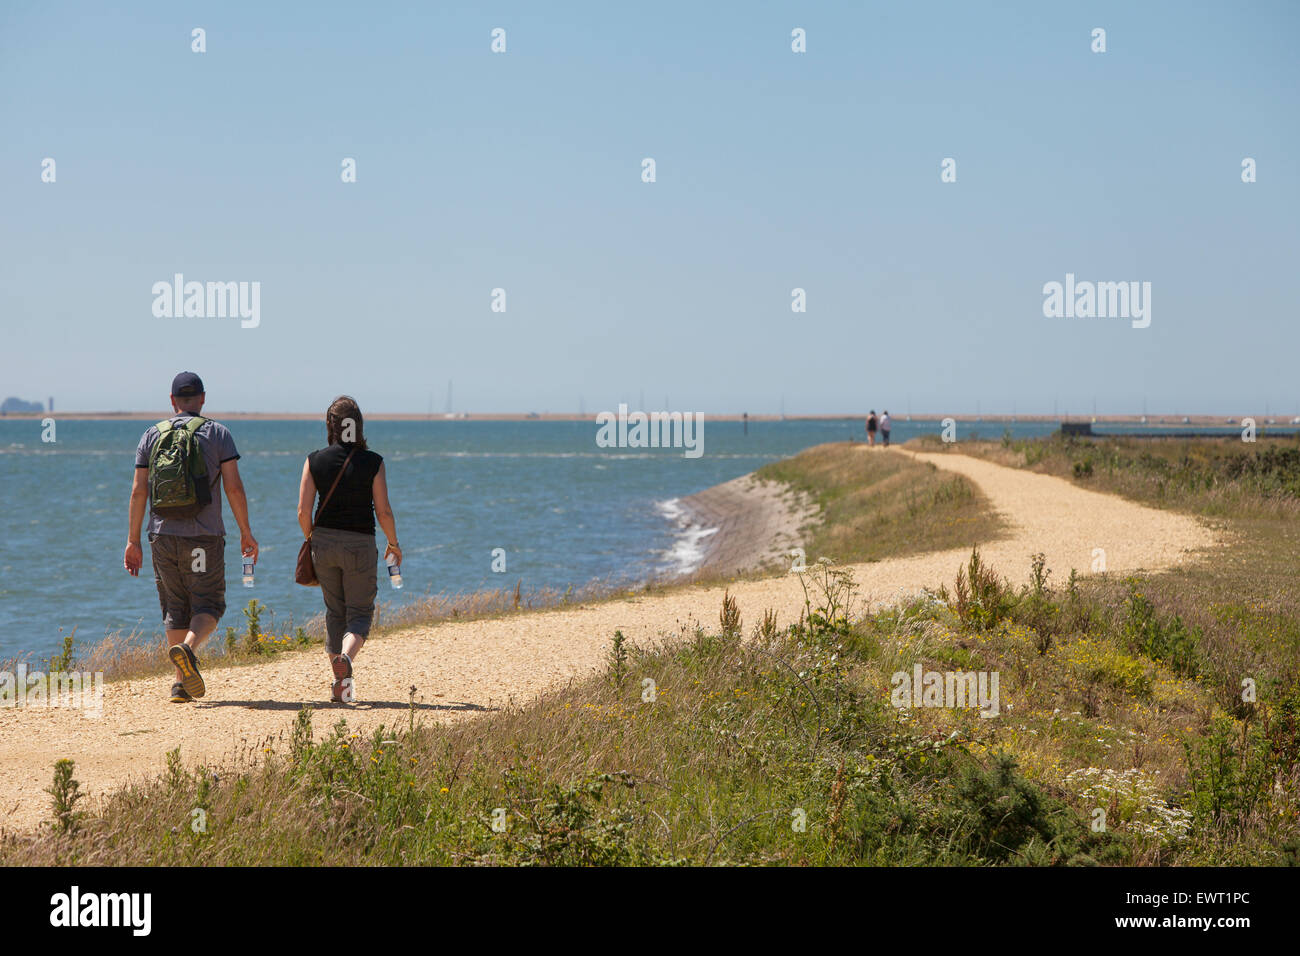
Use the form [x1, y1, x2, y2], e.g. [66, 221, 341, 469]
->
[756, 442, 1004, 565]
[8, 545, 1297, 865]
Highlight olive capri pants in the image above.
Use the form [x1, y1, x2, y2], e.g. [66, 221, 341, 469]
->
[310, 527, 378, 654]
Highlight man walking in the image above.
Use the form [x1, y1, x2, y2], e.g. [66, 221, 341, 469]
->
[124, 372, 258, 702]
[880, 410, 892, 446]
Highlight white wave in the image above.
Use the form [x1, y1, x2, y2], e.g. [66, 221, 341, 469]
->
[656, 498, 718, 576]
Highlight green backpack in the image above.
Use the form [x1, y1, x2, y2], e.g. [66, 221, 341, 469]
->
[148, 416, 212, 519]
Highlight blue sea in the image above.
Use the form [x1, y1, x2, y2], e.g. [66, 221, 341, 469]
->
[0, 416, 1068, 660]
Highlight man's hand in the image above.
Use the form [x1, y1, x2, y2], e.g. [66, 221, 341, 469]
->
[124, 541, 143, 576]
[126, 469, 148, 575]
[241, 531, 259, 564]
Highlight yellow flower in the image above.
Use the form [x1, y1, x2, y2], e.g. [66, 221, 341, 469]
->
[440, 786, 449, 794]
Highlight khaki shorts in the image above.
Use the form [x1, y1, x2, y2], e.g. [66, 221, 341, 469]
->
[149, 533, 227, 629]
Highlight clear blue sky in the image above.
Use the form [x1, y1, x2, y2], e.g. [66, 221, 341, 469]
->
[2, 1, 1297, 416]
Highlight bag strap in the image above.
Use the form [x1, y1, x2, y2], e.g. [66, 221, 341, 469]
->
[312, 448, 358, 529]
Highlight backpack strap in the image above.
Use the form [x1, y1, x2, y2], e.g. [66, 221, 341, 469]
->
[183, 416, 209, 478]
[155, 415, 204, 436]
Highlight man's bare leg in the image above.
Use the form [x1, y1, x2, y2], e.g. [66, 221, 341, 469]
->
[186, 613, 217, 650]
[166, 629, 189, 680]
[168, 613, 216, 677]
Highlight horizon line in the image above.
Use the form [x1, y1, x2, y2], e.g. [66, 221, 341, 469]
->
[1, 411, 1292, 424]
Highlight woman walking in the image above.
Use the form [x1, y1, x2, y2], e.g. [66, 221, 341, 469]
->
[297, 396, 401, 702]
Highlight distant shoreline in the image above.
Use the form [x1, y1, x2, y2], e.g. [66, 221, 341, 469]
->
[0, 411, 1281, 425]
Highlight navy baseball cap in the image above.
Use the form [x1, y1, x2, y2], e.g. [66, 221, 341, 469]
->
[171, 371, 205, 397]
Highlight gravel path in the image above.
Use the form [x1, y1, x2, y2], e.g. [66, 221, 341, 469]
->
[0, 448, 1218, 832]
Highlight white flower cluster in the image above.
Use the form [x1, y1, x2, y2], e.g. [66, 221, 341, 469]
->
[1065, 766, 1193, 843]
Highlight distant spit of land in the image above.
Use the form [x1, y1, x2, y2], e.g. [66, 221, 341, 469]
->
[0, 411, 1284, 424]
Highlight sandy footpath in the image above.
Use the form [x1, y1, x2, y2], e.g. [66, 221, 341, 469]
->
[0, 448, 1219, 833]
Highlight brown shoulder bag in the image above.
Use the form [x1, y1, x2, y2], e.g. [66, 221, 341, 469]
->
[295, 448, 357, 586]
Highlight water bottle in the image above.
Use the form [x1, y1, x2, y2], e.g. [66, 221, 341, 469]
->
[242, 552, 255, 588]
[386, 552, 402, 590]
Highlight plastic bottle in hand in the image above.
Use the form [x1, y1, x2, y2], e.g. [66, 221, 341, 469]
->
[386, 552, 402, 589]
[242, 552, 255, 588]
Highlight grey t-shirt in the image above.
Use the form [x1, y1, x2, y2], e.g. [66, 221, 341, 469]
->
[134, 415, 240, 537]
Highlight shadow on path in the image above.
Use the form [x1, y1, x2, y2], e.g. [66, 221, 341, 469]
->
[196, 698, 495, 714]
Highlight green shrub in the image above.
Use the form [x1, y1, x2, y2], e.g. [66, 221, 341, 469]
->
[1122, 583, 1200, 677]
[945, 753, 1056, 863]
[242, 599, 264, 654]
[1184, 716, 1274, 832]
[46, 759, 84, 834]
[953, 547, 1019, 630]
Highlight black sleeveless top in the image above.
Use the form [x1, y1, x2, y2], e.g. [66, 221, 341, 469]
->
[307, 444, 384, 535]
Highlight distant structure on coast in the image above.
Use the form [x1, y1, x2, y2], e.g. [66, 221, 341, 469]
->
[0, 396, 45, 414]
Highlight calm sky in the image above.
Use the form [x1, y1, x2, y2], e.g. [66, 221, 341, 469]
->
[2, 1, 1297, 416]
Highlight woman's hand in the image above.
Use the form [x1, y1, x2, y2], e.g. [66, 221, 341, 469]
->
[373, 463, 400, 562]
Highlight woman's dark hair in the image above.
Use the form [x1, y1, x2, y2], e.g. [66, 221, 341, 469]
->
[326, 395, 368, 450]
